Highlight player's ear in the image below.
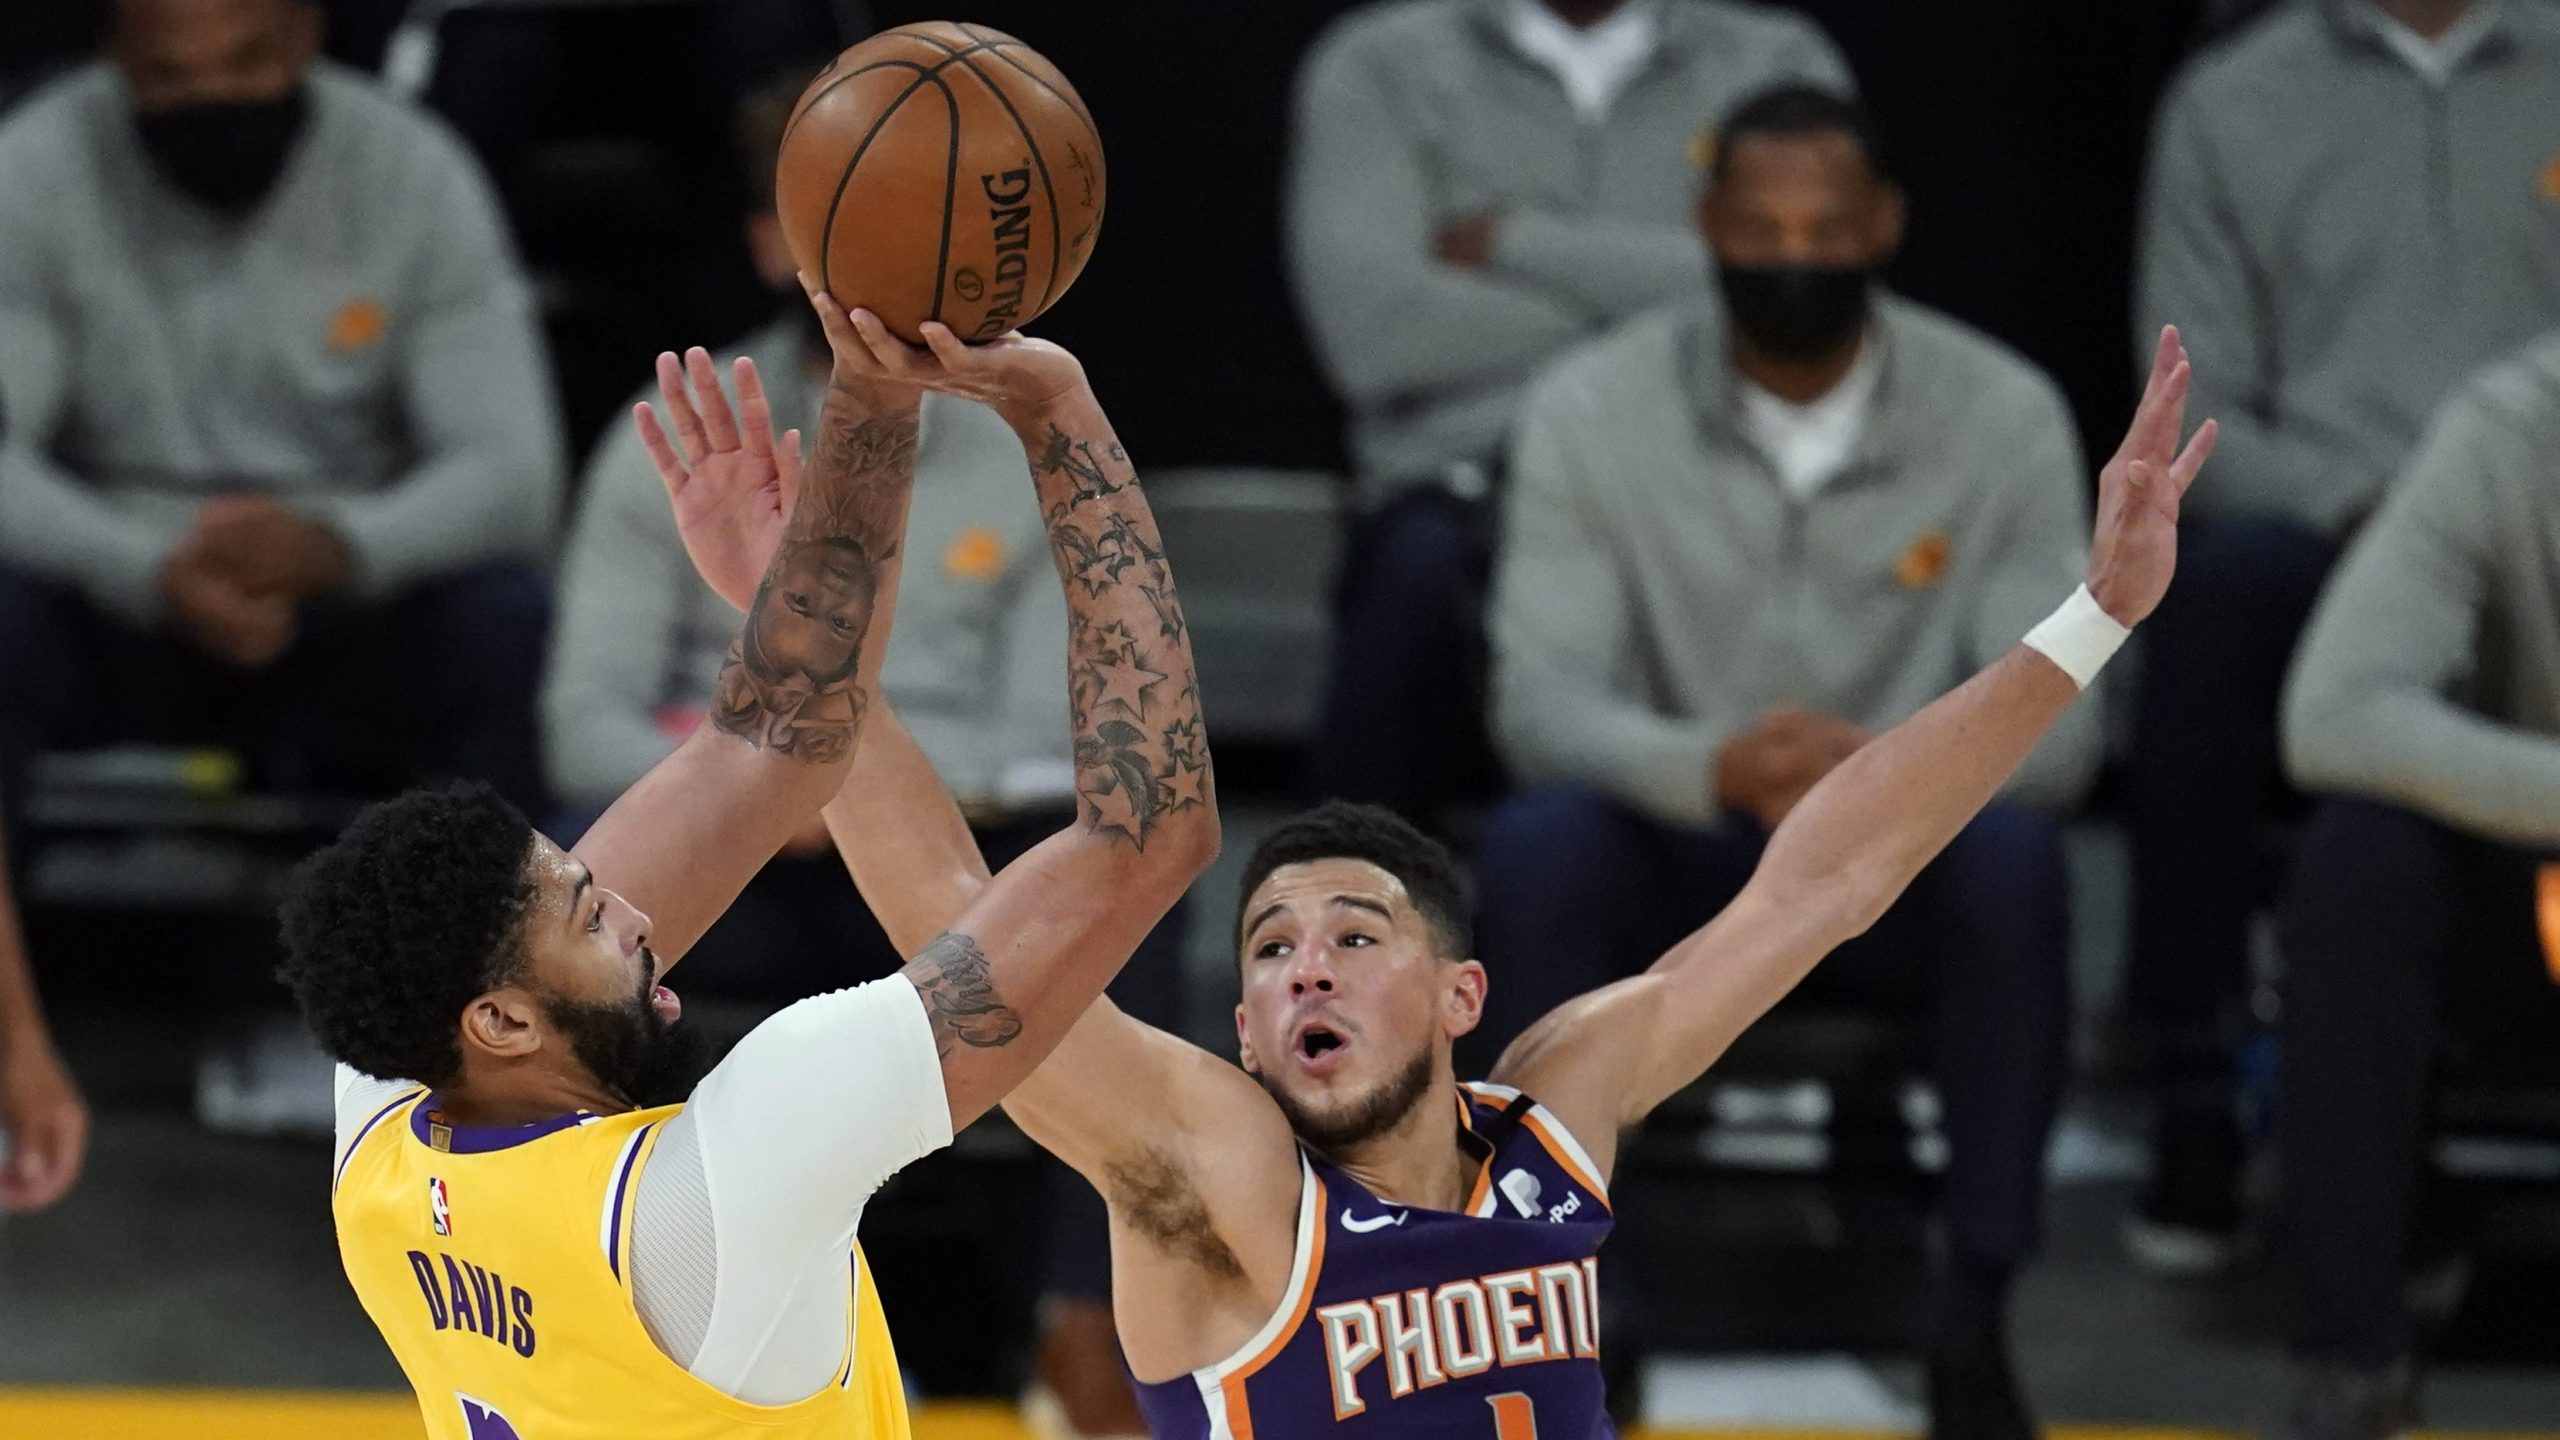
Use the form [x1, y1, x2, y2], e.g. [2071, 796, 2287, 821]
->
[1445, 960, 1488, 1040]
[460, 989, 543, 1064]
[1235, 1004, 1262, 1075]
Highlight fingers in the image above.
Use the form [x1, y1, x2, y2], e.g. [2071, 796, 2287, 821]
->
[633, 403, 688, 495]
[800, 275, 871, 368]
[2169, 417, 2220, 494]
[734, 357, 775, 461]
[2121, 327, 2192, 463]
[776, 428, 804, 515]
[848, 306, 930, 373]
[918, 320, 970, 369]
[654, 351, 709, 466]
[685, 347, 742, 455]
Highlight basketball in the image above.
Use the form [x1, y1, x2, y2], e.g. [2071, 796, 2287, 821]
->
[775, 23, 1107, 345]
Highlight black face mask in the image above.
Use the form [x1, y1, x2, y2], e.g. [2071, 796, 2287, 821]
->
[1717, 263, 1873, 363]
[134, 88, 309, 216]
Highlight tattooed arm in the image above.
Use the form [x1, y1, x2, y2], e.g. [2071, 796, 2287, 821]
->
[754, 323, 1219, 1131]
[573, 299, 923, 966]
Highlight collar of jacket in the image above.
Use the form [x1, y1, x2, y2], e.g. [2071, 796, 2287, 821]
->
[1679, 295, 1910, 492]
[2319, 0, 2520, 69]
[1463, 0, 1702, 72]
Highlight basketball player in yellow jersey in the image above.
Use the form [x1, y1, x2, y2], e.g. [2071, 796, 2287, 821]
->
[278, 289, 1218, 1440]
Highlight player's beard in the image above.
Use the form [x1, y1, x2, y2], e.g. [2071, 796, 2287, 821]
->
[539, 951, 701, 1108]
[1260, 1043, 1437, 1155]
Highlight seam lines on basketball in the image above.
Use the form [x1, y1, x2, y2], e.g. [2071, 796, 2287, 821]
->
[909, 40, 1068, 317]
[956, 24, 1104, 148]
[781, 57, 925, 155]
[813, 62, 963, 315]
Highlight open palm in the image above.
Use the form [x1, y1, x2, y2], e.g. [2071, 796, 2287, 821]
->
[2087, 327, 2220, 627]
[634, 350, 801, 613]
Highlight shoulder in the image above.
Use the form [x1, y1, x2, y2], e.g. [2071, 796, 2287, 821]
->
[306, 62, 491, 196]
[1302, 0, 1475, 81]
[0, 62, 116, 182]
[1877, 297, 2071, 433]
[1521, 304, 1694, 425]
[1663, 0, 1844, 63]
[2415, 334, 2560, 478]
[2162, 3, 2331, 114]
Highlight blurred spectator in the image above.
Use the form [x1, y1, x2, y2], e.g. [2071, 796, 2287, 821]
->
[2271, 333, 2560, 1440]
[0, 800, 86, 1213]
[0, 0, 559, 816]
[1286, 0, 1849, 833]
[1475, 86, 2092, 1440]
[542, 72, 1185, 1439]
[2124, 0, 2560, 1274]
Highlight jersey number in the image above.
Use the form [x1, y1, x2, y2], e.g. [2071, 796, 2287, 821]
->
[1488, 1391, 1539, 1439]
[460, 1395, 523, 1439]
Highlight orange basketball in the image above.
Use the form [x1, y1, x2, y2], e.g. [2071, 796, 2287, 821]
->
[775, 23, 1107, 344]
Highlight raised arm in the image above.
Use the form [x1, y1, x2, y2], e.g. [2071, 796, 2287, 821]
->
[572, 291, 921, 963]
[1496, 329, 2220, 1178]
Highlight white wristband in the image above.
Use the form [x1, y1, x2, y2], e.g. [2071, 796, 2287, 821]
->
[2022, 585, 2129, 691]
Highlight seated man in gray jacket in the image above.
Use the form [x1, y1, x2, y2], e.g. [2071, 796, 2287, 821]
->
[540, 72, 1188, 1440]
[2271, 332, 2560, 1440]
[1477, 86, 2095, 1440]
[2124, 0, 2560, 1266]
[1287, 0, 1850, 834]
[0, 0, 559, 816]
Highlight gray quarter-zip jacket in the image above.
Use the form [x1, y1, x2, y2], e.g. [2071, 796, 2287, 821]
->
[1287, 0, 1849, 501]
[2137, 0, 2560, 534]
[1492, 296, 2100, 829]
[2284, 330, 2560, 847]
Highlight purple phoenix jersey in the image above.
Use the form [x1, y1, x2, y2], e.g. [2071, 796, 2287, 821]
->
[1134, 1083, 1615, 1439]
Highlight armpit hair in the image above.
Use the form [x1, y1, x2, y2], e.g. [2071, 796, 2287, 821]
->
[1104, 1146, 1247, 1282]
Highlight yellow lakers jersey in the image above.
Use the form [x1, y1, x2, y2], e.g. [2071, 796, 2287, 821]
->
[332, 1091, 910, 1439]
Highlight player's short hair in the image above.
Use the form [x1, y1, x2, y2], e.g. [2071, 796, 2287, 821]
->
[1710, 82, 1887, 185]
[1237, 802, 1472, 960]
[278, 783, 540, 1089]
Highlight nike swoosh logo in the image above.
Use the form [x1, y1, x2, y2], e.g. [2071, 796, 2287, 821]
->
[1341, 1209, 1408, 1233]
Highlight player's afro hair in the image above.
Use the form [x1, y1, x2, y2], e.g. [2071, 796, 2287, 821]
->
[278, 783, 540, 1089]
[1236, 801, 1473, 960]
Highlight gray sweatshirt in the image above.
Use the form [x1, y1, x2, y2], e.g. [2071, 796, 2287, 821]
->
[542, 320, 1070, 814]
[1287, 0, 1848, 499]
[0, 60, 561, 622]
[2136, 0, 2560, 535]
[2283, 331, 2560, 848]
[1492, 296, 2100, 829]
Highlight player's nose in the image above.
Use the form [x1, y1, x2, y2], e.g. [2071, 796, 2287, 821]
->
[1285, 947, 1337, 994]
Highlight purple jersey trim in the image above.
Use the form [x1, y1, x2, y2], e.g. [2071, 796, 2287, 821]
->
[602, 1121, 660, 1281]
[408, 1098, 594, 1154]
[334, 1088, 427, 1192]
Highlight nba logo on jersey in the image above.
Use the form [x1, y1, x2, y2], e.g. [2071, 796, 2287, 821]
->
[428, 1177, 452, 1237]
[459, 1394, 520, 1439]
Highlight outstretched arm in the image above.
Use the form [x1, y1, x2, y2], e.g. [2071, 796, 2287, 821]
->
[573, 291, 922, 964]
[1497, 329, 2221, 1180]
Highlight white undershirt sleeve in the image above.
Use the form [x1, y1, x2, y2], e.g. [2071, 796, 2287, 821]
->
[632, 975, 953, 1405]
[333, 1063, 424, 1179]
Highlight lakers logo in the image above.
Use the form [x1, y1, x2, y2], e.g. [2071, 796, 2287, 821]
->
[944, 526, 1007, 581]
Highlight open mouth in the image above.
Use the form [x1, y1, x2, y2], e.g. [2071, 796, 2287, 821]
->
[1297, 1025, 1346, 1062]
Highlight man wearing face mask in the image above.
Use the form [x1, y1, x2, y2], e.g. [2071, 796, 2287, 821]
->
[1288, 0, 1851, 838]
[1477, 85, 2096, 1440]
[0, 0, 557, 816]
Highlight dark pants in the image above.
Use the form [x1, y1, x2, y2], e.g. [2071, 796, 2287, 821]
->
[2127, 514, 2339, 1105]
[1473, 784, 2072, 1269]
[558, 804, 1188, 1306]
[2277, 799, 2560, 1366]
[1310, 487, 1502, 835]
[0, 564, 550, 823]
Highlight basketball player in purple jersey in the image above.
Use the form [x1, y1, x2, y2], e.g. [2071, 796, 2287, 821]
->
[669, 327, 2215, 1437]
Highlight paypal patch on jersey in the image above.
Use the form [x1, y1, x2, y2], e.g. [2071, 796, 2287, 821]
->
[1135, 1083, 1616, 1439]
